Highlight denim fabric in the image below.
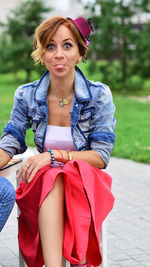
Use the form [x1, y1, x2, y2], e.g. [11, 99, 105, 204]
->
[0, 67, 116, 166]
[0, 176, 15, 231]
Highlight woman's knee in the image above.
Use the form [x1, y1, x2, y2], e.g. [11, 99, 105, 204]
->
[54, 173, 64, 187]
[45, 173, 64, 203]
[53, 173, 64, 195]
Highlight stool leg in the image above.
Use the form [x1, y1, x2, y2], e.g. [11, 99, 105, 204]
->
[99, 219, 108, 267]
[62, 258, 70, 267]
[19, 250, 26, 267]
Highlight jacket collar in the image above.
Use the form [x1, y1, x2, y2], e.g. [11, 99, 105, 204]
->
[35, 66, 92, 104]
[74, 66, 92, 102]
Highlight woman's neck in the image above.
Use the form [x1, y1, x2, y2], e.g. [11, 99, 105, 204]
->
[48, 73, 75, 99]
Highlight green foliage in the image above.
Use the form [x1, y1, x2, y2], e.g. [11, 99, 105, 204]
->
[133, 23, 150, 78]
[79, 59, 150, 95]
[126, 75, 144, 92]
[86, 0, 136, 84]
[143, 79, 150, 94]
[82, 0, 150, 92]
[0, 0, 51, 82]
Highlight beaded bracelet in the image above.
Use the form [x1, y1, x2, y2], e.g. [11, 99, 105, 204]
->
[47, 149, 55, 165]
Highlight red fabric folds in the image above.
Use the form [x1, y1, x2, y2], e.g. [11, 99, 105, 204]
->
[16, 159, 114, 267]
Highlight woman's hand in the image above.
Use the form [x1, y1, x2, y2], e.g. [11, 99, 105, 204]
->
[17, 152, 51, 183]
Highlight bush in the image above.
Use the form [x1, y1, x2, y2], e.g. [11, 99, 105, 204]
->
[143, 79, 150, 95]
[79, 60, 103, 81]
[105, 61, 123, 91]
[126, 75, 144, 92]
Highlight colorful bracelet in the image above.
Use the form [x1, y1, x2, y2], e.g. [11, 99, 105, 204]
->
[47, 149, 55, 165]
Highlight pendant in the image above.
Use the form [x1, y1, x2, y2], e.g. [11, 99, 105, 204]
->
[59, 98, 69, 107]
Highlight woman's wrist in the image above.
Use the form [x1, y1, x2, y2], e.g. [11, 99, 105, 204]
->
[48, 149, 73, 164]
[47, 149, 55, 164]
[55, 150, 68, 163]
[47, 149, 74, 165]
[67, 150, 73, 161]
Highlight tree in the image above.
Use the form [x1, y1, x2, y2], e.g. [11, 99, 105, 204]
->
[114, 0, 135, 84]
[132, 0, 150, 78]
[84, 0, 117, 60]
[83, 0, 136, 87]
[0, 0, 52, 81]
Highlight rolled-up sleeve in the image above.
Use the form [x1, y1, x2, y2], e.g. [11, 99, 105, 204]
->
[89, 85, 116, 166]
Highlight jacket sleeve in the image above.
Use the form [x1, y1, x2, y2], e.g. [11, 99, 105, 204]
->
[89, 85, 116, 166]
[0, 86, 31, 157]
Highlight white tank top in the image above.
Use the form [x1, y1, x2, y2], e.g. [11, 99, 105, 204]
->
[44, 125, 75, 151]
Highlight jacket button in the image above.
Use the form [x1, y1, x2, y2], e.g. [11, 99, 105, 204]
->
[75, 104, 78, 107]
[75, 137, 78, 141]
[81, 115, 85, 120]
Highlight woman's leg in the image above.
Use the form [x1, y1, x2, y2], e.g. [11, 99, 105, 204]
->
[0, 176, 15, 232]
[38, 173, 64, 267]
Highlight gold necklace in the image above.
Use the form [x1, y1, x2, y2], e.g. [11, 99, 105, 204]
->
[58, 97, 69, 107]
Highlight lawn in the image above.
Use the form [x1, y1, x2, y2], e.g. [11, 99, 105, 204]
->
[112, 96, 150, 163]
[0, 72, 150, 164]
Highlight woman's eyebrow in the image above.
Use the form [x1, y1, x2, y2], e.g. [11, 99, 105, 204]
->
[49, 38, 73, 42]
[63, 38, 73, 42]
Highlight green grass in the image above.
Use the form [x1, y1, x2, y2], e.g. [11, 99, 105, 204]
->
[112, 96, 150, 163]
[0, 72, 150, 164]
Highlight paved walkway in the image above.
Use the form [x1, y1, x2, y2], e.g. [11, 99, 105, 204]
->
[0, 150, 150, 266]
[106, 157, 150, 267]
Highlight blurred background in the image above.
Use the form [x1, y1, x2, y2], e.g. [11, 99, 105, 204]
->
[0, 0, 150, 164]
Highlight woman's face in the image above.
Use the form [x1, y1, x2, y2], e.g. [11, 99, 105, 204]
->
[42, 24, 82, 79]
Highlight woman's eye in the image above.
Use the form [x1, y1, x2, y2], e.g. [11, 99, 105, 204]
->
[64, 43, 72, 49]
[47, 44, 55, 50]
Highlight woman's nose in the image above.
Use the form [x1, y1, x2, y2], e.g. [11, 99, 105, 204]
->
[55, 47, 64, 58]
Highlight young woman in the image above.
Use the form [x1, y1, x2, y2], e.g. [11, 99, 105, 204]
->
[0, 16, 116, 267]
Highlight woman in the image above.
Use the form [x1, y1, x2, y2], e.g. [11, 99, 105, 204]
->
[0, 176, 15, 232]
[0, 16, 116, 267]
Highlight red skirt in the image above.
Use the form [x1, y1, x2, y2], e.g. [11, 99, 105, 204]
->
[16, 160, 114, 267]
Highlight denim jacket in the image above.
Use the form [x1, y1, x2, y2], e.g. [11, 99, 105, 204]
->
[0, 67, 116, 166]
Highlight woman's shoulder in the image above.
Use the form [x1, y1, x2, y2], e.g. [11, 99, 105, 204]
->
[14, 71, 49, 100]
[87, 79, 113, 101]
[87, 79, 110, 90]
[16, 79, 40, 92]
[14, 79, 40, 100]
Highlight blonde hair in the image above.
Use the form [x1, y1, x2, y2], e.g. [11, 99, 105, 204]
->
[31, 16, 88, 64]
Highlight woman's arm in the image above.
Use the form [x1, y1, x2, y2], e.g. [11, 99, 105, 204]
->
[0, 86, 31, 159]
[17, 149, 104, 184]
[53, 149, 105, 169]
[0, 149, 11, 169]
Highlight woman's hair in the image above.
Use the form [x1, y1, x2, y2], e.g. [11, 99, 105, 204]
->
[31, 16, 88, 64]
